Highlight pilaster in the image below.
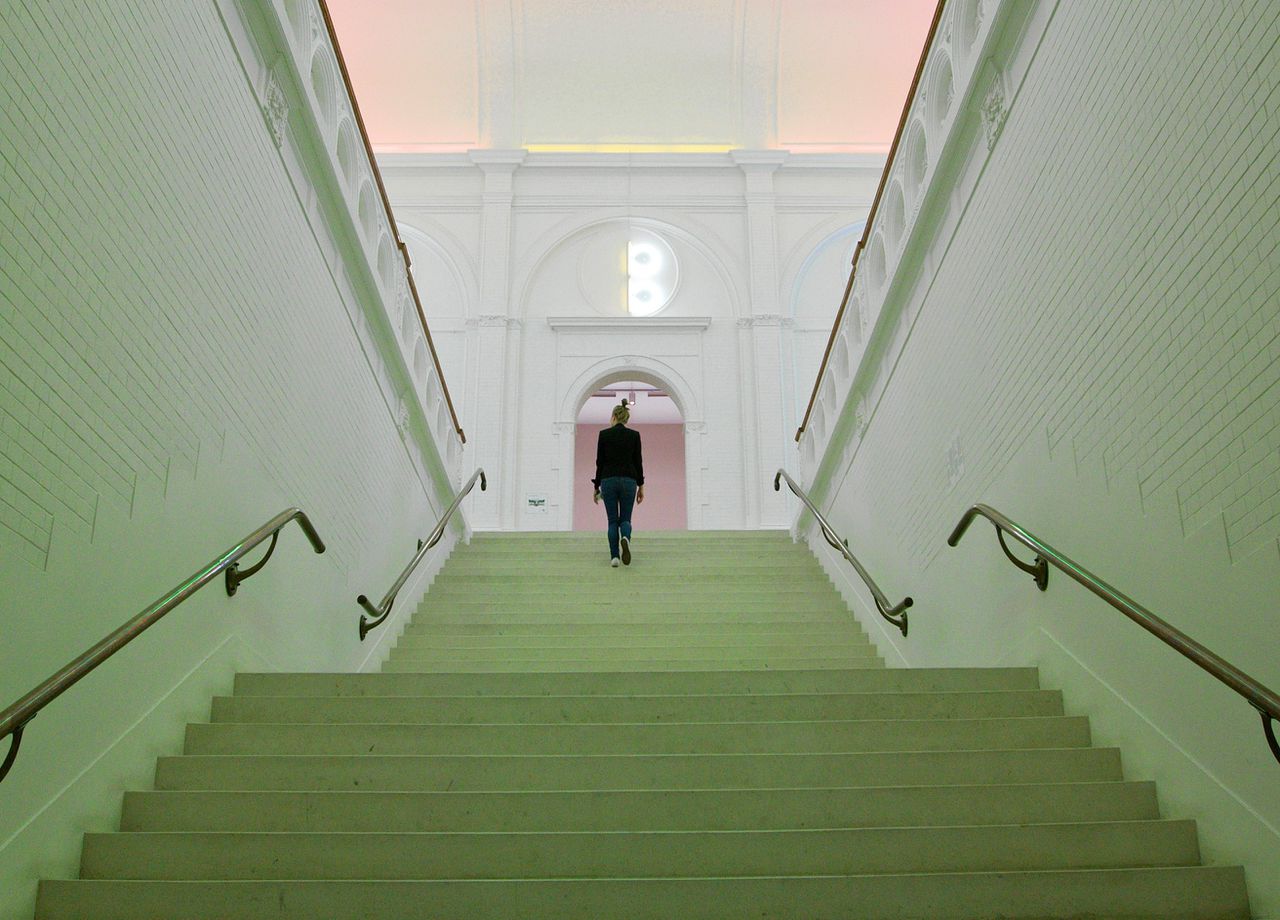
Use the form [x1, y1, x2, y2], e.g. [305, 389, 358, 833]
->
[467, 151, 524, 528]
[733, 151, 790, 526]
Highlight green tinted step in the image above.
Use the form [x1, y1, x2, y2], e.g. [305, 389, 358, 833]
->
[36, 867, 1251, 920]
[386, 643, 879, 663]
[233, 669, 1042, 697]
[125, 782, 1159, 834]
[398, 624, 868, 641]
[185, 716, 1090, 756]
[83, 820, 1198, 880]
[380, 657, 884, 672]
[406, 609, 853, 623]
[392, 638, 874, 653]
[210, 690, 1063, 725]
[154, 748, 1125, 793]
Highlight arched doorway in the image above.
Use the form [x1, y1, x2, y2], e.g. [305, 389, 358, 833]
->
[573, 380, 687, 531]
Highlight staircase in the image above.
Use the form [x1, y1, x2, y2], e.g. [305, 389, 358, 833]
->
[36, 531, 1251, 918]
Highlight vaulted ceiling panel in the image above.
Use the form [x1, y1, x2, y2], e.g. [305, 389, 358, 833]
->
[327, 0, 936, 153]
[518, 0, 740, 147]
[327, 0, 479, 151]
[777, 0, 935, 152]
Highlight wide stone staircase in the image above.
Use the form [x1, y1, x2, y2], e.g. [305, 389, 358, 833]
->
[36, 531, 1251, 917]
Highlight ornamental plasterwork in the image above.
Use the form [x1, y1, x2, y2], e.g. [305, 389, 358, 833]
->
[395, 396, 411, 437]
[262, 69, 289, 148]
[468, 314, 520, 328]
[981, 73, 1009, 151]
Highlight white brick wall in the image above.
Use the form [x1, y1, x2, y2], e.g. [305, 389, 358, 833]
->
[0, 2, 460, 915]
[802, 0, 1280, 912]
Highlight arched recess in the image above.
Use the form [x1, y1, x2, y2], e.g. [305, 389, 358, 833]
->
[780, 217, 865, 312]
[557, 355, 705, 531]
[397, 220, 479, 314]
[512, 211, 748, 321]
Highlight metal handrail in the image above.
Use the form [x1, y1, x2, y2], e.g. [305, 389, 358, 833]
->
[795, 0, 946, 443]
[316, 0, 466, 445]
[949, 503, 1280, 766]
[358, 468, 486, 640]
[775, 470, 912, 636]
[0, 509, 326, 785]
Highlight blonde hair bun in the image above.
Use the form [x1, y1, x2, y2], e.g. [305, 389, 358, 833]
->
[611, 399, 631, 424]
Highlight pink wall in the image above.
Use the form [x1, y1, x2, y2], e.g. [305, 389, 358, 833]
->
[573, 424, 687, 531]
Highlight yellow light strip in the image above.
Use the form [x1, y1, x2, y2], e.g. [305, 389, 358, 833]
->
[524, 144, 736, 154]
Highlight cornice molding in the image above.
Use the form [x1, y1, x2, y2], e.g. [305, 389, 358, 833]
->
[547, 316, 712, 333]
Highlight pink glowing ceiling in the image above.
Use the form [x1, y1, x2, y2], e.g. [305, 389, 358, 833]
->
[326, 0, 937, 154]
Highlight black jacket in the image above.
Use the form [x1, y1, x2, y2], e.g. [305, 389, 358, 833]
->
[593, 424, 644, 488]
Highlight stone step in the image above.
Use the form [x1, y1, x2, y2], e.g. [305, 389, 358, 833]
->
[431, 569, 830, 582]
[125, 782, 1157, 832]
[385, 642, 880, 663]
[405, 608, 854, 622]
[379, 657, 887, 672]
[153, 747, 1125, 792]
[184, 716, 1090, 756]
[210, 690, 1064, 725]
[233, 669, 1041, 698]
[421, 585, 841, 598]
[81, 820, 1200, 880]
[389, 634, 870, 647]
[36, 866, 1252, 919]
[397, 623, 870, 641]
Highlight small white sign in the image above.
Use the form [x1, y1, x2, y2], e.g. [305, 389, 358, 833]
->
[526, 493, 548, 514]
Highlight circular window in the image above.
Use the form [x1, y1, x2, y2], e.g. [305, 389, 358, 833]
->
[625, 229, 678, 316]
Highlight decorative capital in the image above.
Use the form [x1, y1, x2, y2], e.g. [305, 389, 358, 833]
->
[685, 420, 707, 433]
[738, 314, 793, 328]
[262, 69, 289, 148]
[475, 314, 518, 328]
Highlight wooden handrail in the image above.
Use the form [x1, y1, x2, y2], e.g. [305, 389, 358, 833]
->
[795, 0, 947, 443]
[316, 0, 466, 445]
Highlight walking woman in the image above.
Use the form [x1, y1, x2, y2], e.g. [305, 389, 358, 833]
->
[592, 399, 644, 567]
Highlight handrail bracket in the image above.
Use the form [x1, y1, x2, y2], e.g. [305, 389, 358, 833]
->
[0, 724, 25, 784]
[225, 529, 280, 596]
[1253, 702, 1280, 766]
[995, 527, 1048, 591]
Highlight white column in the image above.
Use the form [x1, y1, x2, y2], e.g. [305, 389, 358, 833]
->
[466, 151, 524, 529]
[733, 151, 790, 526]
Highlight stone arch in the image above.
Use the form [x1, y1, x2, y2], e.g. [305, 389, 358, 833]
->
[558, 355, 702, 425]
[513, 211, 747, 320]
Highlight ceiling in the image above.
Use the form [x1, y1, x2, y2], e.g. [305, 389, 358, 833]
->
[326, 0, 937, 154]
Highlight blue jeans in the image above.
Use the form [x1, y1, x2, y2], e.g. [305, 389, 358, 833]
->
[598, 477, 637, 559]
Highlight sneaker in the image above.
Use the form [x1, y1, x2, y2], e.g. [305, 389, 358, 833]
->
[620, 535, 631, 566]
[610, 557, 620, 568]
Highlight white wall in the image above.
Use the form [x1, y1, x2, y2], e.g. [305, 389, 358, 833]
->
[382, 150, 881, 530]
[0, 2, 466, 916]
[796, 0, 1280, 914]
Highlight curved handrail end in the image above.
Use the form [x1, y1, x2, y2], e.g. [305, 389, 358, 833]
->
[479, 471, 487, 491]
[773, 470, 783, 491]
[946, 505, 983, 546]
[294, 510, 327, 554]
